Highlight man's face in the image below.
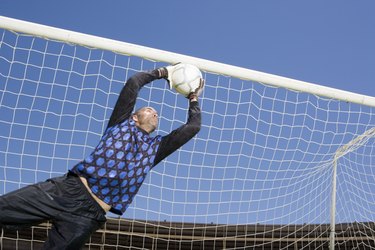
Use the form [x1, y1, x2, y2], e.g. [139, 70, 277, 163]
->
[133, 107, 159, 133]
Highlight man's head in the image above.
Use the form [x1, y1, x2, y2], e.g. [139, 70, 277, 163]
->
[132, 107, 159, 134]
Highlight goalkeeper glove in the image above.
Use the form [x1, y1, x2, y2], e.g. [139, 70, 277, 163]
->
[187, 78, 205, 100]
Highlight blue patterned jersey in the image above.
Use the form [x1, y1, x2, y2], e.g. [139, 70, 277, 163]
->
[70, 70, 201, 215]
[71, 118, 162, 214]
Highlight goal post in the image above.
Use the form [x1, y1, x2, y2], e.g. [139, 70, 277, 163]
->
[1, 16, 375, 249]
[330, 127, 375, 249]
[1, 15, 374, 108]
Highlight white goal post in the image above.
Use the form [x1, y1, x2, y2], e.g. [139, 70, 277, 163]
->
[1, 16, 374, 107]
[1, 16, 375, 250]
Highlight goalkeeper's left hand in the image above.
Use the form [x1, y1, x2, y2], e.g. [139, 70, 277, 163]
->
[187, 78, 205, 101]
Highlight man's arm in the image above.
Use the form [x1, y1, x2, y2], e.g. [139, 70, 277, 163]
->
[106, 70, 162, 130]
[153, 98, 201, 166]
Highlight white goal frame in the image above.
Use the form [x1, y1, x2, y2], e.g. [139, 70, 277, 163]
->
[1, 15, 375, 249]
[1, 15, 374, 108]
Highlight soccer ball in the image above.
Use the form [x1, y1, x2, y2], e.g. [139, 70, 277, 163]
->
[167, 63, 203, 97]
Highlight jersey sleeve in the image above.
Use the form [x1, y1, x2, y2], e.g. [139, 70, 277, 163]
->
[153, 100, 201, 166]
[106, 71, 159, 130]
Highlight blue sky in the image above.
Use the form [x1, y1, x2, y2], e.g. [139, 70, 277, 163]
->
[1, 1, 375, 225]
[1, 0, 374, 96]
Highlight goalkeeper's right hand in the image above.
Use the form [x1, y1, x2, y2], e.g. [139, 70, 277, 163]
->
[165, 63, 182, 89]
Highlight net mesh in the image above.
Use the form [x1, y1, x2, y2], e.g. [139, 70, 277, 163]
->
[1, 28, 375, 249]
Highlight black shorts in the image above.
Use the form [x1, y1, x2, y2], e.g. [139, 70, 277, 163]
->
[0, 173, 107, 249]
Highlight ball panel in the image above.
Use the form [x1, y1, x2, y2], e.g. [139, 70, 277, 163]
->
[169, 64, 203, 96]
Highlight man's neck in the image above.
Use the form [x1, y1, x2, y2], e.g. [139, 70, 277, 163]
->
[136, 125, 150, 134]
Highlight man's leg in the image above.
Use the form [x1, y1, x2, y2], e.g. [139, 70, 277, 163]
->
[41, 173, 107, 249]
[42, 212, 104, 250]
[0, 174, 106, 248]
[0, 181, 58, 229]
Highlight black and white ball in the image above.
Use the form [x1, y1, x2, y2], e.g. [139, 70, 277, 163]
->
[169, 64, 203, 97]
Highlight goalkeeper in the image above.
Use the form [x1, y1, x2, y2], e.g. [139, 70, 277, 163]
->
[0, 65, 203, 249]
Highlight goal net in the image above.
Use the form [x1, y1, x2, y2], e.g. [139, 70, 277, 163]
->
[1, 16, 375, 249]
